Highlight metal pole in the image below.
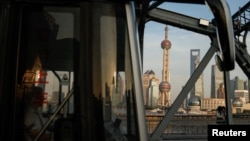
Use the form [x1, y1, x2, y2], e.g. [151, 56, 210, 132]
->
[125, 2, 148, 140]
[223, 71, 233, 124]
[34, 88, 74, 141]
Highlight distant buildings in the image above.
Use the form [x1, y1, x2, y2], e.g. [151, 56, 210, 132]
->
[231, 96, 250, 113]
[143, 43, 250, 113]
[201, 98, 225, 111]
[211, 64, 224, 98]
[143, 70, 160, 108]
[190, 49, 204, 101]
[231, 76, 248, 91]
[186, 49, 204, 112]
[234, 90, 249, 103]
[195, 65, 250, 112]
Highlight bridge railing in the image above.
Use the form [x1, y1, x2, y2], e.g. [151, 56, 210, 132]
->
[146, 114, 250, 134]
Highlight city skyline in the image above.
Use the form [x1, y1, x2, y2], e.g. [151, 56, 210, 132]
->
[143, 0, 250, 102]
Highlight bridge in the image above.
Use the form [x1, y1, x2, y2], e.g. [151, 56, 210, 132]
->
[146, 114, 250, 140]
[139, 1, 250, 140]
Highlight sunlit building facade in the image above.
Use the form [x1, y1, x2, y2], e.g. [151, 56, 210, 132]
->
[201, 98, 225, 111]
[143, 70, 160, 108]
[234, 90, 249, 104]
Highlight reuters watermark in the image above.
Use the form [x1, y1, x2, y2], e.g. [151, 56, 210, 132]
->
[208, 125, 250, 139]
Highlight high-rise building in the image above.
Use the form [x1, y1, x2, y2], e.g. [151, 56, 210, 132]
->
[143, 70, 160, 108]
[228, 76, 248, 100]
[233, 76, 246, 90]
[112, 72, 126, 106]
[234, 90, 249, 104]
[190, 49, 204, 100]
[211, 64, 223, 98]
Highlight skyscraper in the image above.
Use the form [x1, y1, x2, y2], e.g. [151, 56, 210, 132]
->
[211, 64, 223, 98]
[234, 76, 246, 90]
[190, 49, 204, 99]
[143, 70, 160, 107]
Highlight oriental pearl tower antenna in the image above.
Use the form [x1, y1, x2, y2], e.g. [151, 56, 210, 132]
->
[158, 25, 171, 107]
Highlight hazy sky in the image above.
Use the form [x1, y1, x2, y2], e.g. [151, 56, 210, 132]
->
[143, 0, 250, 102]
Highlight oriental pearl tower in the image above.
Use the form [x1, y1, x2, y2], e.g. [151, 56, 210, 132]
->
[158, 25, 171, 107]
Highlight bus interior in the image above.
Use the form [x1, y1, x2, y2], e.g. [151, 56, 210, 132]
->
[0, 0, 247, 141]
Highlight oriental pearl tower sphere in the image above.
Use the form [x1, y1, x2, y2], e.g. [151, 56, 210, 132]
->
[158, 25, 171, 107]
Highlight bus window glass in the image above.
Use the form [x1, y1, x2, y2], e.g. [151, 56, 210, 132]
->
[16, 6, 79, 140]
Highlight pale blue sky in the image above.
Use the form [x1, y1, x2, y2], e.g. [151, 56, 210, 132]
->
[143, 0, 250, 102]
